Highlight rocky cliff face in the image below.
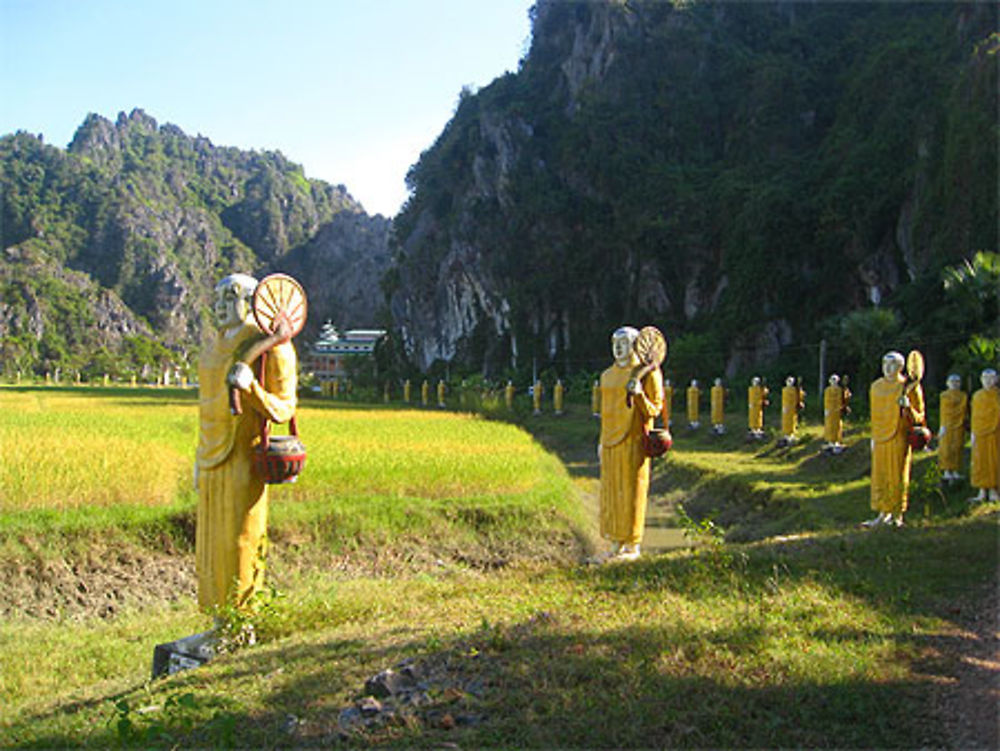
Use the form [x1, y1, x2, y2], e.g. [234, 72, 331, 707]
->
[0, 110, 392, 374]
[278, 209, 394, 337]
[390, 0, 997, 379]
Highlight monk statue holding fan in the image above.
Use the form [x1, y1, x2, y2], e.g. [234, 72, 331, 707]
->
[195, 272, 306, 613]
[596, 326, 667, 562]
[863, 350, 926, 528]
[969, 369, 1000, 504]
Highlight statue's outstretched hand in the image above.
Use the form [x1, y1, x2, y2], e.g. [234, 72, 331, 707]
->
[228, 362, 254, 391]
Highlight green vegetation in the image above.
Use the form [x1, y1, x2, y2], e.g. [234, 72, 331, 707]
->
[0, 109, 361, 377]
[391, 1, 997, 381]
[0, 389, 995, 748]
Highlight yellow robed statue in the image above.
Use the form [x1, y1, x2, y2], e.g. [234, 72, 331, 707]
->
[196, 273, 300, 612]
[747, 376, 768, 438]
[969, 369, 1000, 503]
[780, 376, 804, 444]
[937, 374, 967, 481]
[864, 350, 925, 528]
[598, 326, 665, 562]
[710, 378, 726, 434]
[686, 380, 700, 429]
[823, 374, 850, 453]
[662, 379, 674, 427]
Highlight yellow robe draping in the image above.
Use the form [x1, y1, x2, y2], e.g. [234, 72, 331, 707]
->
[711, 386, 725, 425]
[196, 323, 297, 611]
[748, 385, 767, 431]
[599, 361, 664, 546]
[823, 385, 846, 444]
[937, 389, 967, 473]
[869, 376, 924, 515]
[781, 385, 801, 435]
[687, 386, 700, 423]
[970, 387, 1000, 490]
[662, 385, 673, 425]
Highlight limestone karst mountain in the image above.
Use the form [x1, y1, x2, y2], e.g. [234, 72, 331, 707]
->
[0, 109, 391, 376]
[389, 0, 997, 380]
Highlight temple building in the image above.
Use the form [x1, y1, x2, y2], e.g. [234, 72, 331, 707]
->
[305, 321, 386, 382]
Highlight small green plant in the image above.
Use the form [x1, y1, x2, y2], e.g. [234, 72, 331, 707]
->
[676, 502, 725, 547]
[109, 692, 199, 746]
[916, 460, 946, 519]
[212, 566, 285, 654]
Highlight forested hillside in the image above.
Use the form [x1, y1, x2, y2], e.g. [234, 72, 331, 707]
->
[0, 109, 391, 378]
[390, 0, 997, 385]
[1, 1, 996, 384]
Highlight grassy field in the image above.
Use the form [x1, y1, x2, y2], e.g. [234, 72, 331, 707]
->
[0, 387, 996, 748]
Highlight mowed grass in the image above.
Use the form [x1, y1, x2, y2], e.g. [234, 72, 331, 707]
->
[3, 511, 995, 748]
[1, 388, 996, 748]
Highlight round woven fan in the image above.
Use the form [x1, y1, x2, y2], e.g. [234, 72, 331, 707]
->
[229, 274, 307, 416]
[634, 326, 667, 367]
[252, 273, 307, 339]
[906, 349, 924, 383]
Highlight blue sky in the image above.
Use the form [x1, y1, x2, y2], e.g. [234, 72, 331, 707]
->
[0, 0, 534, 217]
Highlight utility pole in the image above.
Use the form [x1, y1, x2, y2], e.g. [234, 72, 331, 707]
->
[818, 339, 827, 408]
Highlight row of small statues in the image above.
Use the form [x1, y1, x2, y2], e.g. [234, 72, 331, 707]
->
[322, 377, 570, 415]
[594, 325, 1000, 563]
[652, 376, 813, 447]
[8, 371, 186, 387]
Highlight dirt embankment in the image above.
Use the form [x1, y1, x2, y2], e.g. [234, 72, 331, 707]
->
[1, 545, 197, 620]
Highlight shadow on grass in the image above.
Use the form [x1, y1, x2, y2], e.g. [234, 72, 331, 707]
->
[6, 620, 954, 749]
[8, 513, 996, 749]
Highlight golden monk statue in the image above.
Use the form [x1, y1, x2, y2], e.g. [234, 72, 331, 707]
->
[969, 369, 999, 503]
[598, 327, 665, 561]
[747, 376, 768, 439]
[864, 351, 925, 528]
[533, 380, 543, 415]
[507, 380, 516, 411]
[823, 374, 851, 454]
[196, 274, 297, 612]
[437, 379, 446, 408]
[710, 378, 726, 435]
[780, 376, 805, 446]
[662, 379, 674, 428]
[686, 379, 701, 430]
[554, 379, 565, 415]
[937, 374, 967, 482]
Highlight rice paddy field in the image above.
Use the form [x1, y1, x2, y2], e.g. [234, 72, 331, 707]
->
[0, 384, 996, 749]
